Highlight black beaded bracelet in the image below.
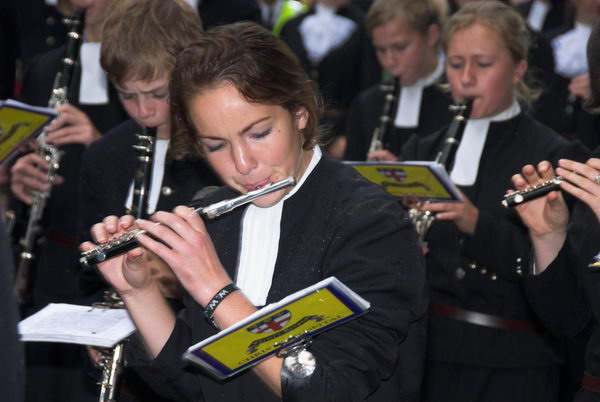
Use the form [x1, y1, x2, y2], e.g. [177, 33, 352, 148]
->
[204, 283, 240, 328]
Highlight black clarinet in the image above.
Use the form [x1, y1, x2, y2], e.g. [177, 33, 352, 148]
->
[15, 9, 85, 304]
[129, 126, 156, 219]
[366, 78, 399, 159]
[409, 98, 473, 248]
[434, 98, 474, 170]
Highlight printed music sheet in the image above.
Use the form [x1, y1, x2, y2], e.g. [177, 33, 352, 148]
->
[18, 303, 136, 348]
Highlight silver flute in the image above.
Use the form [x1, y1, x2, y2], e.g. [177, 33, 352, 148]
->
[80, 177, 296, 266]
[501, 176, 563, 208]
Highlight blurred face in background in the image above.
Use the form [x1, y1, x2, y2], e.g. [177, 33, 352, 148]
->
[372, 16, 440, 86]
[446, 22, 526, 119]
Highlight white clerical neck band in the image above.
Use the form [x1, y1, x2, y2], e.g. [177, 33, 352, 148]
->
[450, 99, 521, 186]
[236, 146, 322, 306]
[79, 42, 109, 105]
[394, 53, 445, 128]
[299, 4, 356, 64]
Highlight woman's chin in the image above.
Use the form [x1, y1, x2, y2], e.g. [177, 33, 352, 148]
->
[251, 190, 287, 208]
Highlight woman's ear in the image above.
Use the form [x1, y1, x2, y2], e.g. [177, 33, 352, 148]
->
[294, 107, 309, 131]
[513, 59, 528, 84]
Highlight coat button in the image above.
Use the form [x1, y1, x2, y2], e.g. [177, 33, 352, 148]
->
[46, 16, 55, 25]
[491, 273, 497, 280]
[480, 267, 487, 275]
[455, 267, 466, 280]
[469, 263, 477, 269]
[46, 36, 55, 46]
[161, 186, 173, 196]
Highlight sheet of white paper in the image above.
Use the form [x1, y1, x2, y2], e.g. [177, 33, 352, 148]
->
[18, 303, 136, 348]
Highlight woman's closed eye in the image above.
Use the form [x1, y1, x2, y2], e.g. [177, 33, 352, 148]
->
[152, 91, 169, 100]
[251, 127, 272, 140]
[203, 140, 226, 153]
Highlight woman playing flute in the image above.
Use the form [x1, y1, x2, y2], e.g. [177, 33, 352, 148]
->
[81, 22, 427, 402]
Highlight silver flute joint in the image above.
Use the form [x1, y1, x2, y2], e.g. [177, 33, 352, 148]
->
[502, 176, 563, 208]
[80, 177, 296, 267]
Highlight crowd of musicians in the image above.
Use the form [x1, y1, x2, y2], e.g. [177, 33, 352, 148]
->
[2, 0, 600, 401]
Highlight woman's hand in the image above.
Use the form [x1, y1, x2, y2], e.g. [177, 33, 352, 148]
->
[135, 206, 233, 307]
[420, 188, 479, 234]
[10, 151, 64, 204]
[511, 161, 569, 237]
[80, 215, 154, 296]
[556, 157, 600, 222]
[45, 104, 101, 147]
[511, 161, 568, 272]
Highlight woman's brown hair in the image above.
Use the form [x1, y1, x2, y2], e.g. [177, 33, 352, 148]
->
[169, 22, 324, 159]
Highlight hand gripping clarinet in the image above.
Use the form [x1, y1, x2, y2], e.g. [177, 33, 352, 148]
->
[95, 126, 156, 402]
[15, 9, 85, 304]
[366, 78, 399, 159]
[408, 99, 473, 249]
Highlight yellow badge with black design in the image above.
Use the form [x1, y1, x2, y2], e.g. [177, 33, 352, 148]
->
[345, 161, 463, 202]
[183, 277, 370, 379]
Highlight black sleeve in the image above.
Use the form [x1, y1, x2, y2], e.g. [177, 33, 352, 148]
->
[521, 240, 592, 337]
[343, 90, 372, 161]
[282, 191, 427, 401]
[126, 307, 205, 401]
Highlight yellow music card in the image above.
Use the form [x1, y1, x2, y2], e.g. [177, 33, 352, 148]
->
[0, 99, 57, 165]
[347, 161, 463, 202]
[183, 277, 370, 379]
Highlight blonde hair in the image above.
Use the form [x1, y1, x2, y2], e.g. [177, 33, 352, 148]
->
[442, 1, 540, 105]
[100, 0, 203, 86]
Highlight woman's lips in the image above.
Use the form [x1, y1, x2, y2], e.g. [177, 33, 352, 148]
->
[244, 178, 272, 192]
